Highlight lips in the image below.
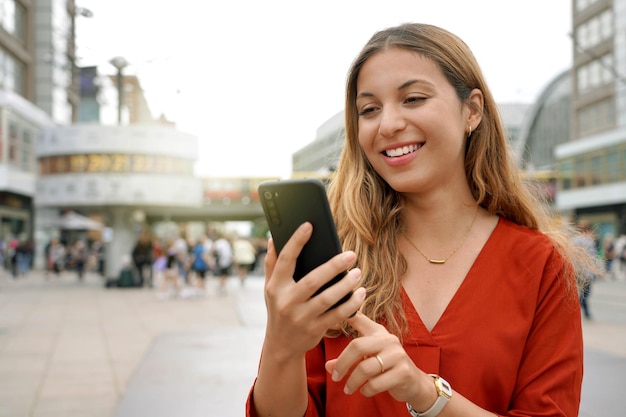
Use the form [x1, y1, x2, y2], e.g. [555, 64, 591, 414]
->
[383, 143, 423, 157]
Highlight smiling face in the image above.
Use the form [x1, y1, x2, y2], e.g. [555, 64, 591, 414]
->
[355, 47, 477, 195]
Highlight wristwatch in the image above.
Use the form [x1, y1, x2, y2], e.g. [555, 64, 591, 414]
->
[406, 374, 452, 417]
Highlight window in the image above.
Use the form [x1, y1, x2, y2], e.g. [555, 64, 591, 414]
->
[0, 0, 26, 40]
[577, 97, 614, 136]
[576, 53, 614, 93]
[4, 113, 39, 172]
[558, 144, 626, 190]
[8, 120, 17, 165]
[575, 8, 613, 49]
[575, 158, 587, 187]
[589, 154, 602, 185]
[607, 152, 618, 182]
[0, 0, 16, 34]
[0, 47, 26, 96]
[560, 160, 573, 190]
[22, 128, 33, 171]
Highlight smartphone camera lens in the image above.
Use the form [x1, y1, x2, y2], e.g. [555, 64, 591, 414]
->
[264, 191, 272, 200]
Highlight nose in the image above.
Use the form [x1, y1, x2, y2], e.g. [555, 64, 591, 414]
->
[378, 105, 406, 137]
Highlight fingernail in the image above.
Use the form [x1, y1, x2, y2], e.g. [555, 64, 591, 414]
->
[300, 222, 312, 234]
[344, 385, 351, 395]
[332, 370, 340, 382]
[342, 251, 356, 263]
[355, 287, 366, 301]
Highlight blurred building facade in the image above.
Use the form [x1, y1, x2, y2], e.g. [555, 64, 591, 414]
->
[4, 0, 625, 275]
[35, 60, 203, 277]
[0, 0, 204, 277]
[554, 0, 626, 236]
[0, 1, 56, 243]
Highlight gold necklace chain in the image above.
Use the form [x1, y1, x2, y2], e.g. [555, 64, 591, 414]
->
[404, 206, 479, 265]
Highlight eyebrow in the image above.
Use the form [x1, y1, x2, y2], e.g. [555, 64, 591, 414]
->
[356, 78, 435, 99]
[399, 79, 434, 90]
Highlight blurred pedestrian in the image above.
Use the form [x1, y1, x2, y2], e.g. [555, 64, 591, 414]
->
[46, 238, 65, 277]
[189, 236, 211, 295]
[252, 237, 268, 275]
[573, 219, 599, 319]
[70, 240, 88, 281]
[132, 233, 154, 287]
[0, 237, 5, 270]
[16, 238, 33, 277]
[615, 234, 626, 281]
[91, 240, 105, 276]
[8, 236, 19, 278]
[233, 236, 256, 286]
[156, 246, 183, 299]
[601, 233, 615, 279]
[212, 233, 233, 294]
[172, 234, 190, 284]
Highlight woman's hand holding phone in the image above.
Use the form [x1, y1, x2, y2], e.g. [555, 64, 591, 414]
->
[262, 222, 366, 360]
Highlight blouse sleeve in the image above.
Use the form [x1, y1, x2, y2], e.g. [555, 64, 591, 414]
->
[505, 249, 583, 416]
[302, 340, 327, 417]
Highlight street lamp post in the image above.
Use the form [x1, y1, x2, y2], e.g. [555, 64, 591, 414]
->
[70, 6, 93, 122]
[109, 56, 129, 124]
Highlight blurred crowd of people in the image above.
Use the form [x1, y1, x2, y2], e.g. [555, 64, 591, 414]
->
[597, 230, 626, 282]
[127, 229, 267, 299]
[43, 238, 105, 280]
[0, 235, 105, 281]
[573, 219, 626, 320]
[1, 228, 268, 299]
[0, 236, 35, 278]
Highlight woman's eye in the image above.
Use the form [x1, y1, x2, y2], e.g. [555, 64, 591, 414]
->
[358, 106, 377, 117]
[406, 96, 426, 105]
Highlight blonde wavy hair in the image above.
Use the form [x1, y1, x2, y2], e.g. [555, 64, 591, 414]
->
[327, 23, 596, 338]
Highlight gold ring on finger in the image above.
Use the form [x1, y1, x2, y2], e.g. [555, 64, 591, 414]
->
[375, 355, 385, 374]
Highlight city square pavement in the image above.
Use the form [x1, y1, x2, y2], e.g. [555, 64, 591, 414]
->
[0, 269, 624, 417]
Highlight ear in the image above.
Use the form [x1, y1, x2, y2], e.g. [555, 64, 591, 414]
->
[465, 88, 484, 131]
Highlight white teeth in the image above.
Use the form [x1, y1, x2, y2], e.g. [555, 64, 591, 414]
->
[384, 144, 421, 157]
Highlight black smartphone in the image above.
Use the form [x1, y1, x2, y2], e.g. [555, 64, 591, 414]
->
[258, 178, 352, 309]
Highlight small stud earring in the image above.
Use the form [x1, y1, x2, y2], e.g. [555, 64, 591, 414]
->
[467, 126, 472, 138]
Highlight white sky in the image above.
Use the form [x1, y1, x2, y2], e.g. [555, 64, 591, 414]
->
[76, 0, 573, 179]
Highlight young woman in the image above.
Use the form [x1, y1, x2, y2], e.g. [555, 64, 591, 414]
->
[247, 23, 596, 417]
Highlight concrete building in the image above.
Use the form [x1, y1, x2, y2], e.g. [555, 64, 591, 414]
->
[0, 1, 56, 247]
[34, 0, 80, 123]
[0, 91, 53, 242]
[0, 0, 203, 278]
[553, 0, 626, 237]
[292, 111, 344, 174]
[33, 58, 205, 278]
[35, 124, 203, 277]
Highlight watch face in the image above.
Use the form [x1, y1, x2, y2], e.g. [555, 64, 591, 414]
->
[409, 375, 453, 417]
[438, 377, 453, 398]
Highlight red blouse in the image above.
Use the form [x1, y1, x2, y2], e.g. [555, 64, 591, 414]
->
[247, 218, 584, 417]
